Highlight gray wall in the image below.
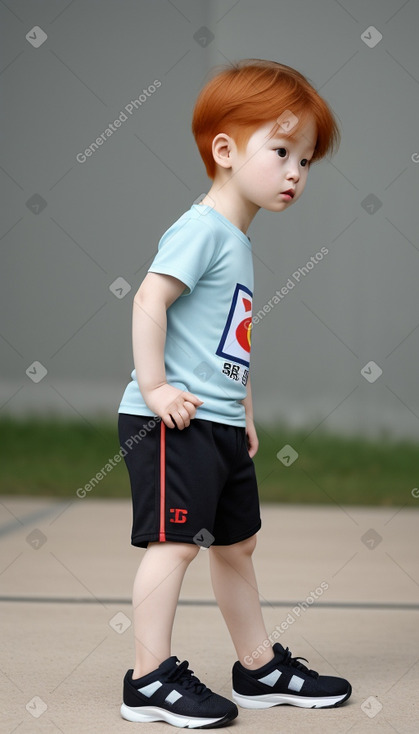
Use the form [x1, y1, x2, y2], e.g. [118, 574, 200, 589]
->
[1, 0, 418, 440]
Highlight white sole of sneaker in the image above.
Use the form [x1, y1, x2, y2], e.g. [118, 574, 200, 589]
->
[120, 703, 234, 728]
[232, 689, 351, 709]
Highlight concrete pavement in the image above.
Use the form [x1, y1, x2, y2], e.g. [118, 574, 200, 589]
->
[1, 497, 418, 733]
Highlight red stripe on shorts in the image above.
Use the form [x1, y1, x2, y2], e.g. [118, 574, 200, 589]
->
[159, 421, 166, 542]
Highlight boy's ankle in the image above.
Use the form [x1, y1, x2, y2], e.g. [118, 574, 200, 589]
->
[241, 647, 275, 670]
[132, 663, 159, 680]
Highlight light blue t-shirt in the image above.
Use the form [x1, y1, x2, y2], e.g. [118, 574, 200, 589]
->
[118, 203, 254, 426]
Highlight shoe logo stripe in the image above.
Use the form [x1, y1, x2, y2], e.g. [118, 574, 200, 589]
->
[258, 669, 281, 687]
[165, 689, 183, 704]
[288, 674, 304, 692]
[138, 680, 163, 697]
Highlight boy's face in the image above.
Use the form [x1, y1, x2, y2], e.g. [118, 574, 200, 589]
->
[230, 115, 317, 212]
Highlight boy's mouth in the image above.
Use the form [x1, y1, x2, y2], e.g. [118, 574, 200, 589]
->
[281, 189, 295, 198]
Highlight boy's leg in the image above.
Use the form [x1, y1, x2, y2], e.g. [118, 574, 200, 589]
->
[210, 534, 352, 710]
[122, 538, 238, 727]
[209, 534, 274, 668]
[132, 541, 199, 679]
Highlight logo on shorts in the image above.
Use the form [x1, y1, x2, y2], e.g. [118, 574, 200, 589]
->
[170, 508, 188, 523]
[216, 283, 253, 367]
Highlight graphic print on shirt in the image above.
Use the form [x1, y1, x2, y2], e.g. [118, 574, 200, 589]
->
[216, 283, 253, 367]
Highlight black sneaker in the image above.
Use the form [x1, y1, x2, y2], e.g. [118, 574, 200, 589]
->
[121, 655, 238, 728]
[232, 643, 351, 709]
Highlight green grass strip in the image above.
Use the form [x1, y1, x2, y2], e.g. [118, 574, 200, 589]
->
[0, 417, 418, 506]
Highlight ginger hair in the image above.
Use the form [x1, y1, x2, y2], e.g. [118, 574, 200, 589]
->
[192, 58, 341, 179]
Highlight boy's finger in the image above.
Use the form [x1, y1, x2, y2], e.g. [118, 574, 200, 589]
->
[177, 406, 192, 428]
[163, 413, 176, 429]
[168, 406, 191, 430]
[184, 392, 204, 406]
[183, 400, 198, 417]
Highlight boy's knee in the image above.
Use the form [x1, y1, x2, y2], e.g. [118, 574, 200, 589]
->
[238, 534, 257, 555]
[148, 541, 200, 563]
[213, 534, 257, 558]
[170, 542, 200, 563]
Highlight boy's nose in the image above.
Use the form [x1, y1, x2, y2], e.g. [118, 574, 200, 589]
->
[286, 164, 300, 182]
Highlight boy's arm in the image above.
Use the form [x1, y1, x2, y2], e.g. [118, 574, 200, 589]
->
[132, 272, 203, 429]
[242, 376, 259, 458]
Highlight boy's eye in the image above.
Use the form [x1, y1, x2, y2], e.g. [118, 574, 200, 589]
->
[276, 149, 311, 168]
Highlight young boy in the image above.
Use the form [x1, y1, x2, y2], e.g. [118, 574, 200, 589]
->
[117, 58, 352, 728]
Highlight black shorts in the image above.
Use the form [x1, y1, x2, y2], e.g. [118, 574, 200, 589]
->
[118, 413, 261, 548]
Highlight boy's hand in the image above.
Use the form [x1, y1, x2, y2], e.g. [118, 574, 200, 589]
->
[246, 416, 259, 458]
[144, 383, 203, 430]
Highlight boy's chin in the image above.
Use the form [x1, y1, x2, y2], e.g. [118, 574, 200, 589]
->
[262, 200, 294, 212]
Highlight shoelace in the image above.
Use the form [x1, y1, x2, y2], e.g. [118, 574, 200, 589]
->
[167, 660, 208, 694]
[281, 647, 319, 679]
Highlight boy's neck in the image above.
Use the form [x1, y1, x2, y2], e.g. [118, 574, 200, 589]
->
[199, 180, 260, 235]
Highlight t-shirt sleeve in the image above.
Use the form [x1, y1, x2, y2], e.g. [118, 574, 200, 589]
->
[148, 215, 218, 295]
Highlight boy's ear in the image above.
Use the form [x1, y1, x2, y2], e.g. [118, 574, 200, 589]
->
[211, 133, 234, 170]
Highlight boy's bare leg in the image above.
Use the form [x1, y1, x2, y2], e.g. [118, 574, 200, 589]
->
[209, 534, 275, 669]
[132, 541, 199, 679]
